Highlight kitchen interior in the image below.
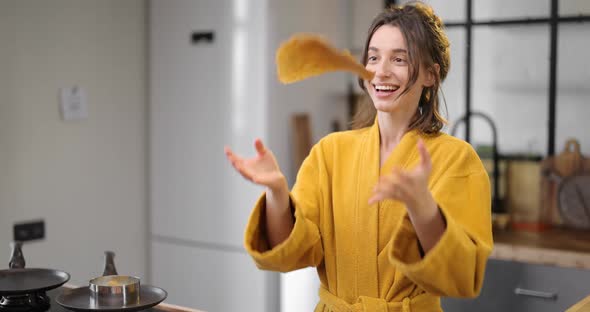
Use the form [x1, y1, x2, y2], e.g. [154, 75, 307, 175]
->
[1, 0, 589, 311]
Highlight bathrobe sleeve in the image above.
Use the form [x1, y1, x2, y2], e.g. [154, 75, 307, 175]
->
[244, 143, 326, 272]
[388, 145, 493, 298]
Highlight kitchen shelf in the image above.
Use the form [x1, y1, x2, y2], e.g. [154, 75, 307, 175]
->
[491, 227, 590, 270]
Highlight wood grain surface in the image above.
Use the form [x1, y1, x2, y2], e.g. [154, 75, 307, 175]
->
[291, 114, 312, 174]
[492, 227, 590, 269]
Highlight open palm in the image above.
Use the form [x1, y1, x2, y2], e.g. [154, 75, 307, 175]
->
[369, 139, 433, 210]
[224, 139, 286, 191]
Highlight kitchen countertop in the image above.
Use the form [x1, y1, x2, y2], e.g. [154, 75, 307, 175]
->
[492, 227, 590, 269]
[567, 294, 590, 311]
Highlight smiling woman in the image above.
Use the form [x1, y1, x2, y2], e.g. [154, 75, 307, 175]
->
[225, 2, 493, 312]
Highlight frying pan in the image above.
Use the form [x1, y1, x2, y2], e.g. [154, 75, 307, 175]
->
[56, 251, 167, 311]
[0, 242, 70, 296]
[0, 268, 70, 296]
[56, 284, 167, 312]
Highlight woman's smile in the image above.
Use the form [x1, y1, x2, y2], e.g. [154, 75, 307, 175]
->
[372, 83, 401, 99]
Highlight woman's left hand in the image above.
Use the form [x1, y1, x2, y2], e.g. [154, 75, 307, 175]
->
[368, 139, 436, 216]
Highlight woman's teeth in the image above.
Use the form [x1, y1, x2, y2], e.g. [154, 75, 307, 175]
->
[374, 85, 399, 92]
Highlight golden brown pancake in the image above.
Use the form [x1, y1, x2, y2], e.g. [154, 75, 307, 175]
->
[276, 34, 375, 84]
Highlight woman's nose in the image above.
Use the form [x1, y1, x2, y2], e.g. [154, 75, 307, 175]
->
[375, 61, 392, 78]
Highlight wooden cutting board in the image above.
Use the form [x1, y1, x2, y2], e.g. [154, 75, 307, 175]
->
[291, 114, 312, 173]
[540, 139, 590, 226]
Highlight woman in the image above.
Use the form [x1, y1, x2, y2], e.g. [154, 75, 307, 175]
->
[225, 2, 492, 311]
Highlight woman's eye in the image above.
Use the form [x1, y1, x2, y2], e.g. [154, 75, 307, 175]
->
[368, 56, 377, 62]
[393, 57, 406, 63]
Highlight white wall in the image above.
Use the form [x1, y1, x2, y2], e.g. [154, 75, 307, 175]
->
[0, 0, 148, 285]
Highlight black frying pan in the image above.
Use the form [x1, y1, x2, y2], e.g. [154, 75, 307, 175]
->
[56, 285, 167, 312]
[0, 242, 70, 296]
[56, 251, 167, 312]
[0, 268, 70, 296]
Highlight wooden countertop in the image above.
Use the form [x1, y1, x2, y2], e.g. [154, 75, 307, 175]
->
[156, 302, 206, 312]
[491, 227, 590, 269]
[567, 294, 590, 311]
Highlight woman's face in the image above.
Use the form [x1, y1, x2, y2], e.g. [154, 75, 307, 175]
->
[364, 25, 432, 115]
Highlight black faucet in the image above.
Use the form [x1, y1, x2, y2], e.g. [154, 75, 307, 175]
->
[450, 111, 504, 213]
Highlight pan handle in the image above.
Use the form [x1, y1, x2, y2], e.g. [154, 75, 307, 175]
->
[9, 241, 25, 269]
[102, 251, 118, 276]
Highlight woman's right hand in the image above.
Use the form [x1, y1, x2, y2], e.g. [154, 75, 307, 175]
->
[227, 139, 293, 247]
[224, 138, 287, 193]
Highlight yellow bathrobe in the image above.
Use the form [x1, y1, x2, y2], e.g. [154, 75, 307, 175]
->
[244, 120, 493, 312]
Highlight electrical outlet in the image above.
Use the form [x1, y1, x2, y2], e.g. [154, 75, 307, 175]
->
[59, 86, 88, 121]
[13, 220, 45, 242]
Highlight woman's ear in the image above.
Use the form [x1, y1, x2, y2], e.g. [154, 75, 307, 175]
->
[424, 63, 440, 87]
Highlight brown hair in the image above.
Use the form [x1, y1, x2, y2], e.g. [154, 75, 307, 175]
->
[351, 1, 450, 134]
